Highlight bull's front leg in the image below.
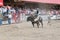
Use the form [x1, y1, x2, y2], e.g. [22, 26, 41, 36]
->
[32, 22, 34, 28]
[37, 22, 40, 28]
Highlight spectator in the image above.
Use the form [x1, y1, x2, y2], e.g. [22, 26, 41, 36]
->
[8, 12, 12, 24]
[0, 7, 3, 25]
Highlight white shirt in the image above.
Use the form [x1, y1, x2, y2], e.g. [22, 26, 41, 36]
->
[2, 8, 7, 13]
[8, 14, 12, 18]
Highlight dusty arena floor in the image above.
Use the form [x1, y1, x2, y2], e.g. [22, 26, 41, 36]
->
[0, 20, 60, 40]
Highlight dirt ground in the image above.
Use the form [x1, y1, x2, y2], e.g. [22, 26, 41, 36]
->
[0, 20, 60, 40]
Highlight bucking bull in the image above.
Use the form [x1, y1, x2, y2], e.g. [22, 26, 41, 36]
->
[27, 15, 43, 28]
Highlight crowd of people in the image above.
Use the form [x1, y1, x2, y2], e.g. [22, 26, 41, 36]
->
[0, 6, 40, 25]
[0, 5, 60, 25]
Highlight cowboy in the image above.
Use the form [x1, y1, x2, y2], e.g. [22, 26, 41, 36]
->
[34, 8, 39, 21]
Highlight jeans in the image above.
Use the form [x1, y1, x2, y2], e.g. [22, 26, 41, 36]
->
[0, 19, 2, 25]
[8, 18, 11, 24]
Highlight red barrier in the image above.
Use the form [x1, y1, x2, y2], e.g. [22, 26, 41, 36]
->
[23, 0, 60, 4]
[0, 0, 3, 6]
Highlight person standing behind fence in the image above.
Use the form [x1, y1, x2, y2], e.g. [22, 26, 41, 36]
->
[7, 7, 12, 24]
[0, 7, 3, 25]
[17, 8, 21, 23]
[13, 10, 17, 23]
[8, 12, 12, 24]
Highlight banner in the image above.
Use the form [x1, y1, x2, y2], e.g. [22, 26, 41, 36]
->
[0, 0, 3, 6]
[23, 0, 60, 4]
